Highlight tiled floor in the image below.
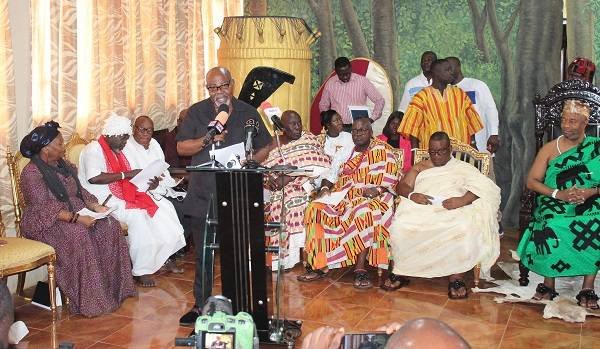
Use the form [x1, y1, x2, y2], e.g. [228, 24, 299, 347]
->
[10, 230, 600, 348]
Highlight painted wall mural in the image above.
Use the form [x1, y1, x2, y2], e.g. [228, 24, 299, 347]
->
[247, 0, 599, 227]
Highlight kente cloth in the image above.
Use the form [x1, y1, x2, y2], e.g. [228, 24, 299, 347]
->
[263, 132, 331, 270]
[376, 134, 412, 173]
[390, 158, 500, 278]
[517, 137, 600, 277]
[304, 139, 399, 270]
[79, 141, 186, 276]
[20, 162, 136, 317]
[398, 86, 483, 146]
[97, 135, 158, 217]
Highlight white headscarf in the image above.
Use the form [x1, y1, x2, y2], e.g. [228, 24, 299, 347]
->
[101, 113, 132, 136]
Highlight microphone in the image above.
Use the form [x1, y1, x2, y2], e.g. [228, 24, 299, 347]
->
[271, 114, 285, 131]
[204, 104, 229, 145]
[244, 119, 258, 154]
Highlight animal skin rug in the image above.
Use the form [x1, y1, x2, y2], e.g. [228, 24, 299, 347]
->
[472, 251, 600, 323]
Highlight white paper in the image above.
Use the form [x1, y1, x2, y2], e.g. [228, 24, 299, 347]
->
[209, 142, 246, 168]
[77, 206, 117, 220]
[8, 321, 29, 344]
[313, 188, 350, 206]
[130, 159, 170, 191]
[348, 105, 371, 120]
[429, 196, 447, 206]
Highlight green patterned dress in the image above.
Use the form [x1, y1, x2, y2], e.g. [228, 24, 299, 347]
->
[517, 137, 600, 277]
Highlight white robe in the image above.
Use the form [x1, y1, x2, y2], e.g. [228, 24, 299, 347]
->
[78, 140, 186, 276]
[390, 158, 500, 278]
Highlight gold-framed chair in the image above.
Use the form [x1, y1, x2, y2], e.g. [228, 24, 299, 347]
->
[412, 137, 491, 287]
[1, 150, 58, 313]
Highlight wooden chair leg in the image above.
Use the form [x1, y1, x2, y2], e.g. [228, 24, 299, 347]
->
[47, 261, 57, 313]
[473, 264, 481, 288]
[16, 272, 26, 297]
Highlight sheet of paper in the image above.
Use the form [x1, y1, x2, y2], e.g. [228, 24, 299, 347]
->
[209, 142, 246, 169]
[130, 159, 170, 191]
[430, 196, 447, 206]
[313, 188, 350, 206]
[77, 206, 117, 220]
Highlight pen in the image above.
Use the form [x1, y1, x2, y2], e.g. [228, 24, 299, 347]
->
[101, 194, 112, 206]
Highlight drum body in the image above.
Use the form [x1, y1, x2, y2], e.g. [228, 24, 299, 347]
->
[216, 16, 317, 131]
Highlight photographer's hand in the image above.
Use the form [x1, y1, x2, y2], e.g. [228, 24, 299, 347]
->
[301, 326, 345, 349]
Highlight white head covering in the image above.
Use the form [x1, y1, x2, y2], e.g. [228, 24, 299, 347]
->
[101, 113, 132, 136]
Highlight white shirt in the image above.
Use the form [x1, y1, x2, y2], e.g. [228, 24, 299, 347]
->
[122, 138, 184, 199]
[321, 131, 354, 184]
[455, 77, 499, 153]
[399, 72, 431, 113]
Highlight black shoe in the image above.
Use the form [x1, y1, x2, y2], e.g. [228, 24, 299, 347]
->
[179, 307, 200, 327]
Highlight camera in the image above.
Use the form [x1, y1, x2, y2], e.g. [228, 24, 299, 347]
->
[175, 296, 258, 349]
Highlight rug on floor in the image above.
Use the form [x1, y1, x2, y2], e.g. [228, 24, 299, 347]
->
[473, 252, 600, 323]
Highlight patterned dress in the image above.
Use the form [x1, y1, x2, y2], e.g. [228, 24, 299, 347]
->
[517, 137, 600, 277]
[20, 162, 136, 317]
[263, 132, 331, 270]
[304, 139, 399, 270]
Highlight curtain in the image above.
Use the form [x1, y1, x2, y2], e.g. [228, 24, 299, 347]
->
[30, 0, 242, 140]
[0, 0, 16, 233]
[0, 0, 242, 231]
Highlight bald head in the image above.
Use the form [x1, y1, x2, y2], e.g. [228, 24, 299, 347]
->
[281, 110, 303, 140]
[206, 67, 234, 106]
[133, 115, 154, 149]
[385, 318, 470, 349]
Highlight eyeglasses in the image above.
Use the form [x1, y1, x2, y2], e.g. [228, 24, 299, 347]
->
[135, 126, 153, 134]
[428, 148, 450, 156]
[351, 128, 370, 134]
[206, 80, 231, 93]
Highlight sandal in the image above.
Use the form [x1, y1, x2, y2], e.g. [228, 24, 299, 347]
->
[353, 269, 373, 289]
[297, 266, 328, 282]
[576, 289, 600, 310]
[381, 272, 410, 291]
[532, 283, 559, 301]
[448, 279, 468, 299]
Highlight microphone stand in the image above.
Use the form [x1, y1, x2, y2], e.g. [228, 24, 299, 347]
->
[195, 138, 225, 168]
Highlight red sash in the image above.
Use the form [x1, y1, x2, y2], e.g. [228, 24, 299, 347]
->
[98, 136, 158, 217]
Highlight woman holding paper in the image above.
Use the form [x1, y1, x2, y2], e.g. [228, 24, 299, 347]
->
[19, 121, 136, 317]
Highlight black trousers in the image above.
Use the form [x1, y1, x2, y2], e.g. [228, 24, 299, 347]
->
[184, 214, 213, 307]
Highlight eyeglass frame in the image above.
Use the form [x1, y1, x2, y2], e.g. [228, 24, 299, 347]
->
[206, 80, 232, 93]
[134, 125, 154, 134]
[427, 147, 451, 156]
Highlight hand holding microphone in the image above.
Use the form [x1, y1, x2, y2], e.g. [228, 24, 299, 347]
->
[203, 104, 230, 146]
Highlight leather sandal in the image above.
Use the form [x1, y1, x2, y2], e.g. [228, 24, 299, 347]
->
[381, 272, 410, 291]
[297, 266, 327, 282]
[576, 289, 600, 310]
[532, 283, 559, 301]
[353, 269, 372, 289]
[448, 279, 468, 299]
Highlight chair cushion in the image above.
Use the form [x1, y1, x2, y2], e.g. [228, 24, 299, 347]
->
[0, 237, 55, 271]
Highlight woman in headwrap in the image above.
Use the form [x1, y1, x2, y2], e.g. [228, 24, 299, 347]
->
[19, 121, 136, 317]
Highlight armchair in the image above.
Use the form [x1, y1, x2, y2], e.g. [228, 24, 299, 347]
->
[517, 79, 600, 286]
[1, 150, 58, 313]
[413, 137, 491, 287]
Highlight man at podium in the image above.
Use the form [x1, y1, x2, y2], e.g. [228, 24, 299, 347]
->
[176, 67, 272, 326]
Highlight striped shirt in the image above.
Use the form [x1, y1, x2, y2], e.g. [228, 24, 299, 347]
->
[398, 86, 483, 146]
[319, 73, 385, 124]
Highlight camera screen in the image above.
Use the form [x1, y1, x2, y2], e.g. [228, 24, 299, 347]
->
[203, 332, 235, 349]
[340, 332, 390, 349]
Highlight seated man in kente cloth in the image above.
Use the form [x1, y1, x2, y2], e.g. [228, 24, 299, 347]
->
[257, 110, 331, 270]
[517, 100, 600, 309]
[298, 118, 399, 289]
[388, 131, 500, 299]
